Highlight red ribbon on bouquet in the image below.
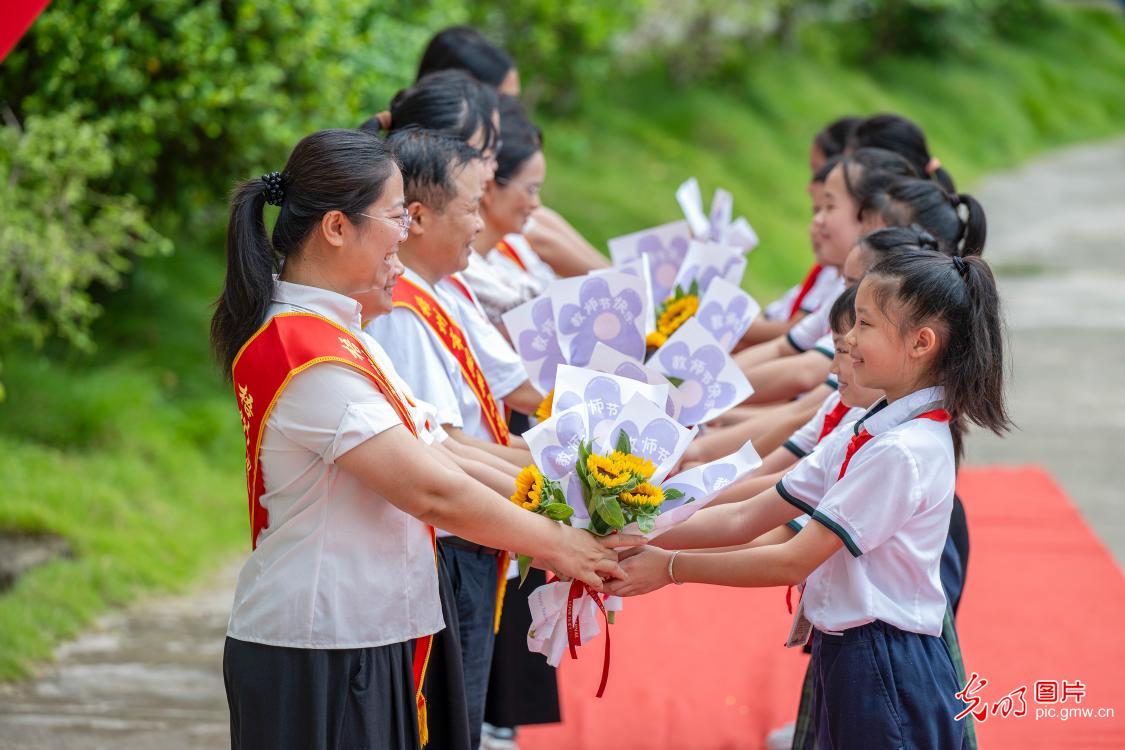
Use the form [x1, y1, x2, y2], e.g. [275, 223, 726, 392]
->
[565, 579, 613, 698]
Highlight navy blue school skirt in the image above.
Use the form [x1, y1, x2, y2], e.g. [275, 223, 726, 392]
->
[809, 620, 966, 750]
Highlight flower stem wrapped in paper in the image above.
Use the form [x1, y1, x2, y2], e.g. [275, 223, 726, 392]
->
[518, 386, 762, 696]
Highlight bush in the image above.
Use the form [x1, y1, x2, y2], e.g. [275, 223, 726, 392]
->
[0, 0, 466, 386]
[0, 108, 170, 359]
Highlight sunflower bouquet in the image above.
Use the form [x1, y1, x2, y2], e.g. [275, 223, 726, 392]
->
[516, 385, 765, 695]
[575, 431, 684, 537]
[509, 464, 574, 583]
[645, 280, 700, 352]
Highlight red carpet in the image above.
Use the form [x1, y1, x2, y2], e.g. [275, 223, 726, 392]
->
[521, 466, 1125, 749]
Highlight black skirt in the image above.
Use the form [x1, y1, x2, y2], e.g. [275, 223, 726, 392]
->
[224, 636, 419, 750]
[423, 553, 473, 750]
[484, 568, 561, 728]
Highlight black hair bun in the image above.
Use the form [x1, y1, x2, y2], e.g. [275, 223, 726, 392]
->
[905, 223, 939, 252]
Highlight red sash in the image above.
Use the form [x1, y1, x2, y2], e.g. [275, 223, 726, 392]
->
[816, 400, 853, 445]
[838, 408, 951, 480]
[444, 273, 477, 306]
[392, 277, 511, 446]
[495, 238, 530, 273]
[230, 311, 436, 744]
[788, 264, 823, 320]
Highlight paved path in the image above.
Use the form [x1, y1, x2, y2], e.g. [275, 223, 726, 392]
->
[1, 138, 1122, 747]
[964, 137, 1125, 567]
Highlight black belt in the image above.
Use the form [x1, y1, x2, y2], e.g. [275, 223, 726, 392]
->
[438, 536, 503, 557]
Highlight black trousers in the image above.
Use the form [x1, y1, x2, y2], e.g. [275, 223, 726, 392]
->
[224, 637, 419, 750]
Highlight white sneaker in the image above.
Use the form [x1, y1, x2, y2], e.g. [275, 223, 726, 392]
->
[480, 723, 520, 750]
[765, 721, 796, 750]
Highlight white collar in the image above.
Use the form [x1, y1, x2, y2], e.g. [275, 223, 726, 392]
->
[857, 386, 945, 436]
[271, 276, 364, 331]
[401, 266, 439, 296]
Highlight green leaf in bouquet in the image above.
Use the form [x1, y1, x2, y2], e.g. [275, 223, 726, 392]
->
[663, 487, 685, 502]
[593, 494, 626, 530]
[543, 502, 574, 522]
[666, 375, 684, 388]
[688, 278, 700, 298]
[518, 554, 533, 586]
[614, 429, 632, 455]
[637, 514, 656, 534]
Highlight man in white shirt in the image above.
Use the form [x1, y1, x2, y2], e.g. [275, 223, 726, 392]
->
[365, 128, 532, 750]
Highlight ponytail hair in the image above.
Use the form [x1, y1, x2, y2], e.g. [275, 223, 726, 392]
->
[417, 26, 515, 88]
[211, 129, 397, 375]
[867, 249, 1011, 461]
[850, 113, 957, 194]
[838, 147, 917, 221]
[877, 177, 987, 256]
[361, 70, 499, 155]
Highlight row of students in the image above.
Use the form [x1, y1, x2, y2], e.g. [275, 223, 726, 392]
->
[673, 111, 996, 749]
[606, 235, 1010, 749]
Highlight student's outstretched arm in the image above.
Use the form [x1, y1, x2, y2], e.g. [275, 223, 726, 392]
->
[501, 379, 547, 416]
[338, 425, 642, 591]
[706, 470, 787, 507]
[734, 334, 799, 371]
[524, 206, 610, 277]
[605, 522, 842, 596]
[651, 485, 801, 552]
[736, 314, 807, 349]
[744, 352, 832, 405]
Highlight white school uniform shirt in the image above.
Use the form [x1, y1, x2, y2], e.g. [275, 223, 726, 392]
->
[763, 265, 842, 321]
[366, 267, 507, 444]
[437, 273, 528, 402]
[777, 386, 955, 637]
[785, 280, 845, 354]
[488, 233, 558, 290]
[460, 249, 540, 327]
[783, 390, 867, 459]
[226, 279, 444, 649]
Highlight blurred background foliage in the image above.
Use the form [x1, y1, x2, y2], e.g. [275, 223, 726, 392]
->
[0, 0, 1123, 678]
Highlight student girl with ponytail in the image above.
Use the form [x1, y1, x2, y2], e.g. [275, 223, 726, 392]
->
[212, 129, 637, 750]
[607, 243, 1010, 750]
[849, 112, 958, 194]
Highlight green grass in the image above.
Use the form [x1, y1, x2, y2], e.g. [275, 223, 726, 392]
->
[1, 4, 1124, 680]
[541, 5, 1125, 301]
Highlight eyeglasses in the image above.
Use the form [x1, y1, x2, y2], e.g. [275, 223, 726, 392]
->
[494, 176, 542, 197]
[360, 211, 412, 241]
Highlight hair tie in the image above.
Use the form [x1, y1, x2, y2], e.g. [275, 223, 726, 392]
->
[925, 157, 942, 176]
[376, 111, 392, 131]
[949, 192, 961, 209]
[952, 255, 968, 277]
[261, 171, 285, 206]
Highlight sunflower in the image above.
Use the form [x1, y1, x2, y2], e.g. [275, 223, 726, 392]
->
[612, 451, 656, 481]
[656, 294, 700, 336]
[645, 330, 668, 349]
[586, 453, 633, 489]
[511, 465, 545, 511]
[535, 389, 554, 421]
[619, 482, 665, 509]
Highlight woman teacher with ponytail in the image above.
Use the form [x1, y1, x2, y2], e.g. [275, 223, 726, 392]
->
[212, 128, 637, 750]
